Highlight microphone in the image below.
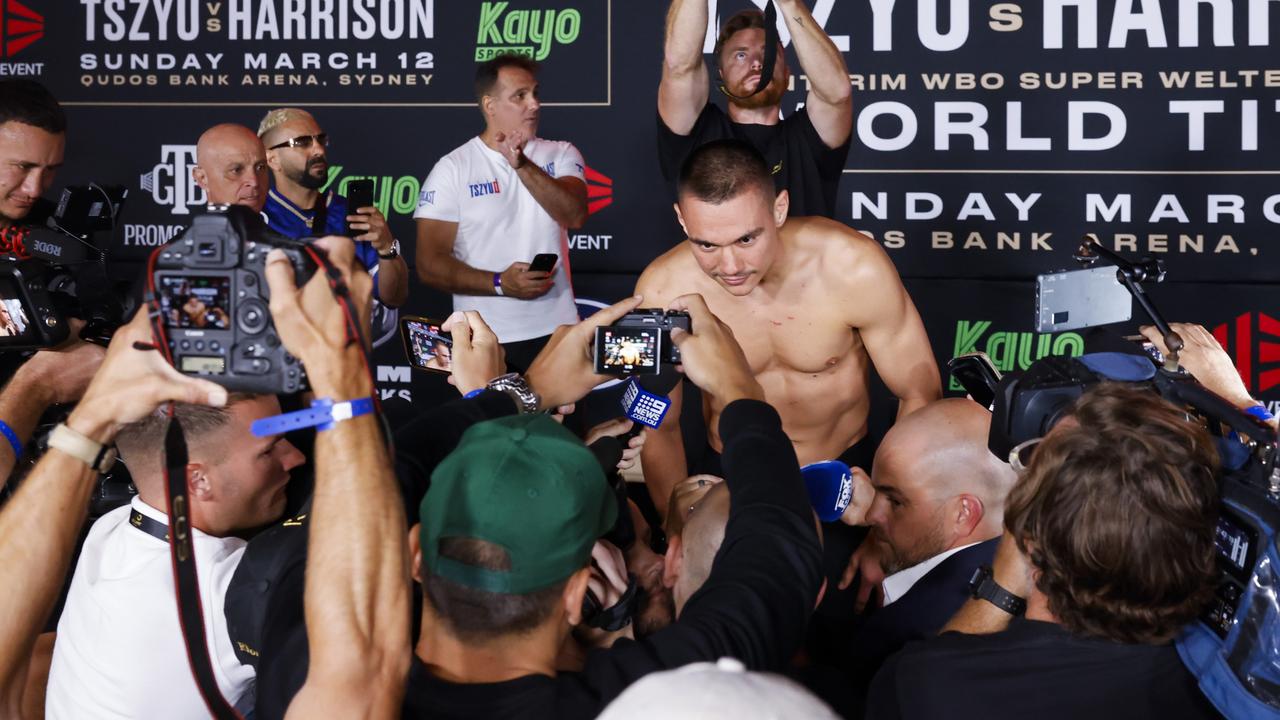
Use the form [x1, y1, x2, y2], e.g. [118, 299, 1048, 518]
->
[802, 460, 855, 523]
[619, 366, 680, 440]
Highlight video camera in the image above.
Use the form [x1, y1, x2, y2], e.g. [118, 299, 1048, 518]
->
[149, 205, 315, 395]
[0, 184, 129, 350]
[594, 309, 690, 376]
[964, 237, 1280, 717]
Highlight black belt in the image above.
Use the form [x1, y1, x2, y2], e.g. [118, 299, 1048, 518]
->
[129, 507, 169, 542]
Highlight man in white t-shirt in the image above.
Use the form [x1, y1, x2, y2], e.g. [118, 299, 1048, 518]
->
[45, 394, 304, 719]
[414, 53, 588, 369]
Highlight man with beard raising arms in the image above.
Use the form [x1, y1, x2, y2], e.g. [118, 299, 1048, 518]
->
[658, 0, 852, 218]
[258, 108, 409, 308]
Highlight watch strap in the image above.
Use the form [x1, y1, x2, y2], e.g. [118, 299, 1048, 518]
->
[969, 565, 1027, 616]
[377, 239, 401, 260]
[486, 373, 541, 414]
[48, 422, 118, 473]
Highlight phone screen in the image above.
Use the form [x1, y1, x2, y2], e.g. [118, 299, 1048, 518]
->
[402, 317, 452, 374]
[0, 275, 33, 342]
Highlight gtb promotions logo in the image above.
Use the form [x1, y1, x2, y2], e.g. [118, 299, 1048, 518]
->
[141, 145, 206, 216]
[1212, 313, 1280, 396]
[0, 0, 44, 75]
[475, 1, 581, 61]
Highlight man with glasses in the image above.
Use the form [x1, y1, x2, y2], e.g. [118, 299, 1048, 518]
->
[658, 0, 852, 218]
[257, 108, 409, 309]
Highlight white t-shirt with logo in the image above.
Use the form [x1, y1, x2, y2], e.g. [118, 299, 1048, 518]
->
[414, 136, 583, 343]
[45, 497, 254, 719]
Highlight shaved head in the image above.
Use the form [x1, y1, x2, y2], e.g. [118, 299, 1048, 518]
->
[866, 399, 1015, 573]
[193, 123, 268, 212]
[667, 482, 730, 615]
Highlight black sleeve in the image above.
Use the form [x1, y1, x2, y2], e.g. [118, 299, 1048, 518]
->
[864, 650, 906, 720]
[578, 399, 823, 700]
[393, 390, 517, 521]
[656, 103, 722, 182]
[795, 105, 852, 175]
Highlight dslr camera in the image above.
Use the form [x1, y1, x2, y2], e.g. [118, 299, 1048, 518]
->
[593, 308, 690, 376]
[0, 184, 129, 350]
[150, 205, 315, 394]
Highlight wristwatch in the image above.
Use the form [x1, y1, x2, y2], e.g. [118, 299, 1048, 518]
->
[377, 239, 401, 260]
[47, 423, 118, 473]
[486, 373, 542, 414]
[968, 565, 1027, 616]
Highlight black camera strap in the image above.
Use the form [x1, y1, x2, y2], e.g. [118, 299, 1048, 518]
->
[311, 190, 331, 233]
[162, 417, 243, 720]
[718, 0, 780, 101]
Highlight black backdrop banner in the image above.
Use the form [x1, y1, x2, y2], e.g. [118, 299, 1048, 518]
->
[4, 0, 1278, 418]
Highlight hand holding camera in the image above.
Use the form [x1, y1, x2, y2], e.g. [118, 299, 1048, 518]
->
[592, 308, 690, 376]
[524, 295, 644, 409]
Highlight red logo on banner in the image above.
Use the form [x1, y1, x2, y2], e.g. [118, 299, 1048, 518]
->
[585, 166, 612, 216]
[1212, 313, 1280, 394]
[0, 0, 42, 58]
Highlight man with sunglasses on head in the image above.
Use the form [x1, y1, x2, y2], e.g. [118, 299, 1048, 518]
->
[256, 108, 409, 309]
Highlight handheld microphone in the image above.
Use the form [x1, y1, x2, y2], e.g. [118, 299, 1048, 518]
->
[802, 460, 855, 523]
[619, 366, 680, 440]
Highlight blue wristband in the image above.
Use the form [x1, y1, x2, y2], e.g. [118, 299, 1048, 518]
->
[250, 397, 375, 437]
[463, 389, 484, 399]
[1245, 404, 1275, 423]
[0, 420, 21, 459]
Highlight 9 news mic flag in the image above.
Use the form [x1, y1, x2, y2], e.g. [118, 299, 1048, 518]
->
[620, 367, 680, 430]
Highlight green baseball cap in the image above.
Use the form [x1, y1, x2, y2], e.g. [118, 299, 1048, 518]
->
[420, 414, 616, 594]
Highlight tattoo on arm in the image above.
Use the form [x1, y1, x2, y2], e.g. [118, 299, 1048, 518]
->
[794, 16, 803, 26]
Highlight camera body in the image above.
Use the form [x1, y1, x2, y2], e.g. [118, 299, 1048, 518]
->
[593, 309, 690, 376]
[0, 185, 129, 351]
[151, 205, 315, 394]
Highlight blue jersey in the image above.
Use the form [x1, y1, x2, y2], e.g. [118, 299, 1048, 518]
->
[263, 187, 385, 301]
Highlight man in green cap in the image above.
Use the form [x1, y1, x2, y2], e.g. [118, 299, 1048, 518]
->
[402, 292, 830, 719]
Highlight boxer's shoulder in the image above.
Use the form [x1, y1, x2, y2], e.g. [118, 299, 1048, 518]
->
[785, 217, 885, 276]
[636, 243, 702, 303]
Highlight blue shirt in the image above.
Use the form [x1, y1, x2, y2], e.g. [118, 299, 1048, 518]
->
[263, 187, 389, 303]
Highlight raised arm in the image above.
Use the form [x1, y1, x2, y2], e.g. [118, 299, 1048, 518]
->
[777, 0, 852, 148]
[843, 234, 941, 419]
[0, 310, 225, 715]
[659, 0, 711, 135]
[272, 237, 410, 719]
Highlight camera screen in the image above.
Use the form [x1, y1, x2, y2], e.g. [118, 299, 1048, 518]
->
[0, 275, 34, 340]
[158, 275, 232, 330]
[405, 319, 452, 373]
[180, 356, 226, 375]
[598, 328, 659, 372]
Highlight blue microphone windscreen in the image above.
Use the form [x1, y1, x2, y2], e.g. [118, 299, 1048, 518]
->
[802, 460, 853, 523]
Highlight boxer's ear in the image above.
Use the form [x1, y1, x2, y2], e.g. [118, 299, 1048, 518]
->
[674, 202, 690, 238]
[773, 189, 790, 227]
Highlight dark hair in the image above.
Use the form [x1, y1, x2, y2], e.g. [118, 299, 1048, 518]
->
[424, 537, 567, 642]
[714, 10, 766, 60]
[474, 53, 540, 103]
[1005, 383, 1219, 644]
[0, 80, 66, 134]
[676, 139, 774, 205]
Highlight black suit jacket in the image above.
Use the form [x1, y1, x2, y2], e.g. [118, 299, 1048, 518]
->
[824, 538, 999, 718]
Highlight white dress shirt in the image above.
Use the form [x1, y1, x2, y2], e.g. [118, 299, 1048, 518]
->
[46, 497, 255, 719]
[881, 542, 982, 607]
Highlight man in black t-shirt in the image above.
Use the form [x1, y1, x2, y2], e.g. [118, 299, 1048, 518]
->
[402, 294, 840, 720]
[657, 0, 852, 218]
[866, 384, 1225, 719]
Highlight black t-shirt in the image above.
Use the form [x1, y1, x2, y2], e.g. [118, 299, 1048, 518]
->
[400, 400, 824, 719]
[657, 103, 850, 219]
[865, 618, 1223, 720]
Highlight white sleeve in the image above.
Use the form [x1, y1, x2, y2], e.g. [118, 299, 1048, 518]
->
[413, 155, 460, 222]
[555, 142, 586, 182]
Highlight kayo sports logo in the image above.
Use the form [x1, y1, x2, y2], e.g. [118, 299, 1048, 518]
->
[949, 320, 1083, 392]
[475, 1, 581, 61]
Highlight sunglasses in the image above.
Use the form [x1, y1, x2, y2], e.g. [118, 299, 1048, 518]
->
[269, 133, 329, 150]
[1008, 437, 1042, 473]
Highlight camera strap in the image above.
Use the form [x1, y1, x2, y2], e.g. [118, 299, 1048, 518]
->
[310, 191, 331, 233]
[162, 417, 243, 720]
[718, 0, 780, 101]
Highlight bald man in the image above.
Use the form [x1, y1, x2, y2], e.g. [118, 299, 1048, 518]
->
[812, 399, 1015, 716]
[192, 123, 269, 212]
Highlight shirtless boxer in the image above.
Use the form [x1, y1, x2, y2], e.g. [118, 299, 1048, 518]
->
[636, 139, 940, 513]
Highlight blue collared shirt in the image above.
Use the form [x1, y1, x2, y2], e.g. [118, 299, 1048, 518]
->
[262, 186, 388, 302]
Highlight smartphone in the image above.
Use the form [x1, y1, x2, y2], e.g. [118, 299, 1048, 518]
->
[528, 253, 558, 274]
[345, 179, 376, 235]
[1035, 265, 1132, 333]
[947, 352, 1002, 410]
[400, 315, 453, 374]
